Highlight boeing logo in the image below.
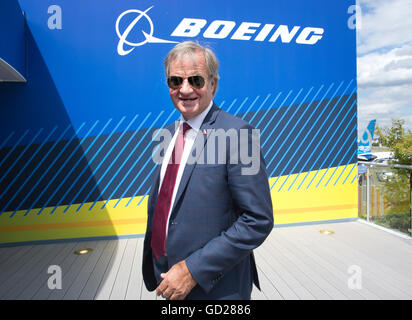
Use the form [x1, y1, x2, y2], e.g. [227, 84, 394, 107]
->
[116, 6, 178, 56]
[116, 6, 325, 56]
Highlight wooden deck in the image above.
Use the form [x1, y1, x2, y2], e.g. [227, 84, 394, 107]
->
[1, 220, 412, 300]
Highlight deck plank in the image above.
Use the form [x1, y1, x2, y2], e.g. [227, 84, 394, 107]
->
[110, 238, 139, 300]
[78, 240, 118, 300]
[63, 240, 108, 300]
[125, 238, 144, 300]
[94, 239, 128, 300]
[1, 221, 412, 300]
[16, 242, 77, 300]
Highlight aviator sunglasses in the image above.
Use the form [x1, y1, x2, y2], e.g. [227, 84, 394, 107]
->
[167, 75, 205, 90]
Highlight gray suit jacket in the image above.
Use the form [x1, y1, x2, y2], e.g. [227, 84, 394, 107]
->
[142, 103, 273, 299]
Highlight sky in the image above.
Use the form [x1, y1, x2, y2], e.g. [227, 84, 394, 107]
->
[356, 0, 412, 135]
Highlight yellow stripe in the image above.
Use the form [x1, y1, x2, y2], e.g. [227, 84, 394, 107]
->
[0, 218, 147, 232]
[0, 164, 358, 245]
[276, 203, 357, 215]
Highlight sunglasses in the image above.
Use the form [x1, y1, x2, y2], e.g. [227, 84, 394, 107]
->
[167, 75, 205, 90]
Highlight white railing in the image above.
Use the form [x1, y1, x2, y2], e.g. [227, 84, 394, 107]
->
[358, 161, 412, 237]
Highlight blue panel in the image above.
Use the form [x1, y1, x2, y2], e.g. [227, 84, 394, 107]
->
[2, 0, 356, 145]
[0, 0, 26, 78]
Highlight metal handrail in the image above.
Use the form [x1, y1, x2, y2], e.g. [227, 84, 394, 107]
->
[358, 161, 412, 170]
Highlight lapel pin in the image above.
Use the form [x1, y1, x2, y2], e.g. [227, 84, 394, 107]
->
[202, 129, 207, 135]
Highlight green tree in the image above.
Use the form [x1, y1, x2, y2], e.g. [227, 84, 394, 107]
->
[393, 133, 412, 165]
[375, 119, 406, 149]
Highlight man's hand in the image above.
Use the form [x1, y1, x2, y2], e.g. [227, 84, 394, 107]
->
[156, 260, 197, 300]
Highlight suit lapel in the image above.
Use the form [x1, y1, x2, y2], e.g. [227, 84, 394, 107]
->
[170, 104, 221, 216]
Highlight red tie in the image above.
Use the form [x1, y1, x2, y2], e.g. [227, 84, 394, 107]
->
[151, 122, 191, 259]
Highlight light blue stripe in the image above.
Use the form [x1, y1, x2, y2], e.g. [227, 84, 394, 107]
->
[295, 81, 354, 190]
[266, 85, 325, 191]
[351, 174, 358, 184]
[240, 95, 260, 120]
[101, 111, 164, 209]
[255, 92, 282, 129]
[225, 98, 238, 113]
[89, 112, 152, 210]
[325, 139, 357, 187]
[0, 126, 57, 201]
[261, 91, 292, 140]
[25, 122, 98, 216]
[306, 101, 357, 189]
[273, 83, 334, 191]
[62, 118, 126, 213]
[70, 116, 132, 212]
[115, 109, 177, 208]
[0, 130, 29, 169]
[98, 113, 151, 209]
[7, 123, 86, 218]
[0, 125, 71, 216]
[82, 114, 141, 211]
[342, 162, 357, 185]
[121, 110, 178, 207]
[0, 128, 44, 186]
[334, 150, 357, 186]
[137, 186, 151, 206]
[261, 90, 296, 148]
[234, 97, 249, 115]
[110, 112, 168, 208]
[44, 119, 113, 215]
[265, 86, 314, 171]
[303, 96, 356, 190]
[285, 82, 344, 190]
[46, 118, 113, 214]
[0, 131, 15, 150]
[319, 122, 357, 188]
[263, 88, 303, 151]
[248, 93, 271, 126]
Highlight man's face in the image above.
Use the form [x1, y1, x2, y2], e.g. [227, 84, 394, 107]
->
[168, 51, 215, 120]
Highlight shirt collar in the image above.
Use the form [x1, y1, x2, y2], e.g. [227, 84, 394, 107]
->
[179, 100, 213, 132]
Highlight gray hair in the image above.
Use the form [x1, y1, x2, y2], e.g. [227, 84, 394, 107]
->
[164, 41, 220, 96]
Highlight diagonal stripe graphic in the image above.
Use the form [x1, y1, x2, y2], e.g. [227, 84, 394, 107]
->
[0, 125, 72, 216]
[333, 150, 357, 186]
[44, 118, 114, 215]
[274, 83, 334, 191]
[6, 123, 86, 217]
[115, 109, 177, 208]
[80, 114, 141, 211]
[234, 97, 249, 116]
[261, 90, 294, 147]
[0, 130, 29, 169]
[247, 93, 272, 125]
[254, 92, 282, 129]
[240, 95, 260, 119]
[263, 88, 304, 152]
[267, 85, 325, 190]
[305, 97, 357, 189]
[315, 119, 357, 188]
[0, 126, 57, 201]
[265, 86, 315, 169]
[288, 80, 353, 190]
[98, 112, 152, 209]
[60, 118, 126, 213]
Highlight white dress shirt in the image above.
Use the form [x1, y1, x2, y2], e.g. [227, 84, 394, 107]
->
[159, 100, 214, 241]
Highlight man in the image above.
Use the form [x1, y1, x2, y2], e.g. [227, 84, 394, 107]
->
[142, 41, 273, 300]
